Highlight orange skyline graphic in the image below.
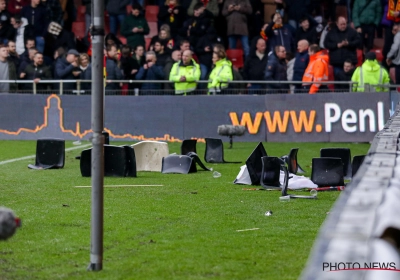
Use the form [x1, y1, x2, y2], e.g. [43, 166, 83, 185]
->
[0, 94, 205, 142]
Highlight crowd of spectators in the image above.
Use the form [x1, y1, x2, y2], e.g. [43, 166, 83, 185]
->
[0, 0, 399, 94]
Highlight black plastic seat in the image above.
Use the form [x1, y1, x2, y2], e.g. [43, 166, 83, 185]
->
[186, 152, 211, 172]
[280, 148, 305, 174]
[181, 139, 197, 155]
[28, 138, 65, 169]
[80, 145, 137, 177]
[161, 155, 193, 174]
[281, 165, 317, 199]
[245, 142, 268, 185]
[320, 148, 351, 179]
[311, 157, 344, 186]
[260, 156, 281, 190]
[352, 155, 366, 177]
[204, 138, 241, 163]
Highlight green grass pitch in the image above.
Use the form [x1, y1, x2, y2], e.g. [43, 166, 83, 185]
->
[0, 140, 370, 279]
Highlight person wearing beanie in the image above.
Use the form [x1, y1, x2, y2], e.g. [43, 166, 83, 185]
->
[351, 51, 390, 92]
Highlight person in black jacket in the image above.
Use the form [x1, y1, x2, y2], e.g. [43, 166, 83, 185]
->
[158, 0, 186, 39]
[295, 17, 318, 45]
[0, 0, 14, 43]
[54, 49, 80, 91]
[324, 16, 361, 75]
[264, 45, 288, 93]
[293, 39, 309, 92]
[119, 45, 141, 91]
[243, 37, 267, 90]
[20, 0, 48, 53]
[264, 13, 295, 54]
[19, 52, 52, 91]
[178, 3, 210, 47]
[334, 59, 355, 92]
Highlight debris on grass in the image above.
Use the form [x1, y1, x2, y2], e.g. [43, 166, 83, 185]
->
[236, 228, 260, 232]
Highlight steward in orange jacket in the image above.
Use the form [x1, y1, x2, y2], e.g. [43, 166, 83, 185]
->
[302, 45, 329, 94]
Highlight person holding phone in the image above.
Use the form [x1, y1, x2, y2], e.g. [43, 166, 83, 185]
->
[222, 0, 252, 57]
[121, 4, 149, 50]
[135, 51, 165, 94]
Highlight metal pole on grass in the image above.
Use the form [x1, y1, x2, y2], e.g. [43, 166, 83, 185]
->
[87, 0, 105, 271]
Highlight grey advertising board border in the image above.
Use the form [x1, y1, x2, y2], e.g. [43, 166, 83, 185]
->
[0, 93, 391, 142]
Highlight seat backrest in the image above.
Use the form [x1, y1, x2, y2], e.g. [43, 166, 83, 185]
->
[76, 5, 86, 22]
[260, 156, 281, 189]
[356, 49, 363, 67]
[145, 22, 158, 39]
[117, 35, 127, 45]
[80, 145, 137, 177]
[145, 37, 152, 50]
[72, 22, 86, 39]
[131, 141, 169, 171]
[72, 21, 86, 39]
[320, 148, 351, 178]
[204, 138, 224, 163]
[181, 139, 197, 155]
[104, 145, 128, 177]
[161, 155, 193, 174]
[287, 148, 299, 174]
[123, 146, 137, 177]
[311, 157, 344, 186]
[328, 65, 334, 91]
[35, 138, 65, 168]
[226, 49, 244, 69]
[372, 49, 383, 62]
[352, 155, 366, 177]
[145, 5, 159, 22]
[245, 142, 268, 185]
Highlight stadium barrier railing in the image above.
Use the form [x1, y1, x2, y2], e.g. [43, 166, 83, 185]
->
[0, 80, 370, 95]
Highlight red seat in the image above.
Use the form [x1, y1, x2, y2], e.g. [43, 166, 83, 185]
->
[72, 21, 86, 40]
[117, 35, 127, 45]
[371, 48, 383, 62]
[76, 5, 86, 22]
[226, 49, 244, 69]
[328, 65, 334, 91]
[145, 22, 158, 38]
[126, 4, 132, 14]
[356, 49, 363, 67]
[145, 5, 159, 22]
[145, 37, 152, 50]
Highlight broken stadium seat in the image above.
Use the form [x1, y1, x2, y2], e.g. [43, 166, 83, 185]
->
[243, 142, 268, 185]
[161, 152, 211, 174]
[311, 157, 345, 187]
[161, 154, 193, 174]
[28, 138, 65, 169]
[131, 141, 169, 172]
[80, 145, 137, 177]
[181, 139, 197, 155]
[260, 156, 282, 190]
[320, 148, 351, 179]
[281, 165, 317, 199]
[204, 138, 241, 163]
[280, 148, 305, 174]
[352, 155, 366, 177]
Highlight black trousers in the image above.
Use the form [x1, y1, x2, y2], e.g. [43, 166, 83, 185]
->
[360, 24, 375, 52]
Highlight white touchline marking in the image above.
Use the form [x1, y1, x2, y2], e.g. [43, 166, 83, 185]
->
[75, 185, 164, 188]
[0, 144, 92, 165]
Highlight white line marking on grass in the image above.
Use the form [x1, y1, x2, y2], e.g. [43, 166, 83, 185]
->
[236, 228, 260, 232]
[75, 185, 164, 188]
[0, 144, 92, 165]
